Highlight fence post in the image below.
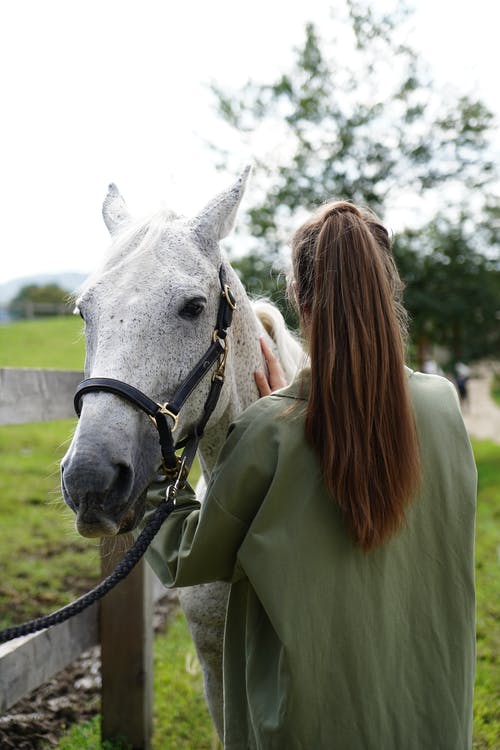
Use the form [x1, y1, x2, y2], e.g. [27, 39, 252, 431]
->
[100, 535, 153, 750]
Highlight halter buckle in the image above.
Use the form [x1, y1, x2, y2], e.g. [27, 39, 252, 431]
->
[156, 404, 179, 432]
[222, 284, 237, 311]
[212, 339, 229, 382]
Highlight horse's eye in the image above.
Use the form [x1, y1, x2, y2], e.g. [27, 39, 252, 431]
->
[179, 298, 206, 320]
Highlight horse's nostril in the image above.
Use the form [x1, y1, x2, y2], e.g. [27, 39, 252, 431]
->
[114, 462, 134, 498]
[61, 454, 134, 515]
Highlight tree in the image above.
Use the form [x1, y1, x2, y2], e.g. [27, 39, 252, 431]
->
[394, 217, 500, 365]
[8, 283, 72, 318]
[231, 254, 298, 328]
[213, 3, 496, 256]
[211, 1, 500, 360]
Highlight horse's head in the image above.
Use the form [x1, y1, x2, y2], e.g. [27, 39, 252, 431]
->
[61, 169, 251, 537]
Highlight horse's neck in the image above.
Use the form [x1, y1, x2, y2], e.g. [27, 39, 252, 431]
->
[198, 270, 262, 479]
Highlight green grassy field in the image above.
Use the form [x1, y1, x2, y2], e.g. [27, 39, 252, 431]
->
[55, 610, 217, 750]
[0, 317, 91, 627]
[1, 317, 499, 749]
[0, 316, 85, 369]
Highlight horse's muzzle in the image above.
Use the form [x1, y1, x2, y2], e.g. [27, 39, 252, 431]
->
[61, 455, 140, 537]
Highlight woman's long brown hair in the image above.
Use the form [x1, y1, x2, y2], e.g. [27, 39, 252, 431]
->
[292, 201, 421, 551]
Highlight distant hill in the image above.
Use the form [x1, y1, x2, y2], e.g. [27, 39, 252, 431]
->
[0, 272, 87, 306]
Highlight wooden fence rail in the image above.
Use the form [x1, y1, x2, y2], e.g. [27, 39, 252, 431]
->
[0, 367, 157, 749]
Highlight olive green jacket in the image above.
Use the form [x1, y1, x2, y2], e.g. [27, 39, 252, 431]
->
[144, 369, 476, 750]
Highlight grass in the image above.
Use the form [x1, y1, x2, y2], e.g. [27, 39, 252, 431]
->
[0, 318, 499, 748]
[151, 609, 217, 749]
[54, 610, 217, 749]
[472, 440, 500, 748]
[0, 315, 84, 369]
[0, 315, 91, 627]
[0, 419, 100, 628]
[0, 317, 93, 627]
[56, 722, 132, 750]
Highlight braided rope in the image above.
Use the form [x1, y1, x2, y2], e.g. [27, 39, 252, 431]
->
[0, 497, 174, 645]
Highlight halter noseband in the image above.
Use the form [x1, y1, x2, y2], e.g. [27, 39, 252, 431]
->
[74, 266, 237, 482]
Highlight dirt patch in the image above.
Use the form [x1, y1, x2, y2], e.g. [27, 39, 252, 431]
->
[0, 647, 101, 749]
[0, 593, 179, 749]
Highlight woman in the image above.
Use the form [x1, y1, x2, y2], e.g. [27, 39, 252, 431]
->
[144, 202, 476, 749]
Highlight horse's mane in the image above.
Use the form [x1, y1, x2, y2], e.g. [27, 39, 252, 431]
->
[252, 299, 306, 381]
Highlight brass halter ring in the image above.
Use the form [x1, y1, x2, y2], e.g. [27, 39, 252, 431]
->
[223, 284, 237, 311]
[148, 405, 179, 432]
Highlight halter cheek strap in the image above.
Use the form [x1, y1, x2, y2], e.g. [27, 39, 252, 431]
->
[73, 266, 237, 482]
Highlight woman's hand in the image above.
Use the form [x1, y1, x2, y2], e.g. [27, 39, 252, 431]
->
[254, 337, 288, 397]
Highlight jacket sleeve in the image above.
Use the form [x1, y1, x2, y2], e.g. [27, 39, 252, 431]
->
[141, 400, 279, 587]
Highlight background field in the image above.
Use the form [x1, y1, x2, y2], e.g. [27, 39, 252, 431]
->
[0, 316, 85, 369]
[0, 317, 498, 749]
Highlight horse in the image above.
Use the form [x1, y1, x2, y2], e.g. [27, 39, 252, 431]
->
[61, 168, 304, 740]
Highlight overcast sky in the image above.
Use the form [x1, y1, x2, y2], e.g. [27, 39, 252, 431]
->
[0, 0, 498, 285]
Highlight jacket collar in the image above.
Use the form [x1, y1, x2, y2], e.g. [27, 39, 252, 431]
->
[273, 368, 310, 401]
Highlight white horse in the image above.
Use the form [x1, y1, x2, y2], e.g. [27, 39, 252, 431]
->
[61, 168, 303, 740]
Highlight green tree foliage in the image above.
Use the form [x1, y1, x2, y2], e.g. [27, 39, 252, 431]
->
[231, 255, 297, 328]
[8, 283, 72, 318]
[213, 3, 496, 252]
[212, 1, 500, 361]
[394, 218, 500, 364]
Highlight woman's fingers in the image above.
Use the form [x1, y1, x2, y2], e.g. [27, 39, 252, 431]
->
[254, 337, 288, 397]
[260, 337, 287, 390]
[254, 370, 272, 397]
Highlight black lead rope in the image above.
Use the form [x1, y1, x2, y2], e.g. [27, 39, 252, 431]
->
[0, 491, 175, 645]
[0, 267, 237, 645]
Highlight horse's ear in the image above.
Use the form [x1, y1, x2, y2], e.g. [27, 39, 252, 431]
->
[192, 166, 251, 242]
[102, 183, 131, 235]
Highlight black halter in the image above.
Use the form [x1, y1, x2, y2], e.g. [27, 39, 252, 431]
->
[74, 266, 237, 482]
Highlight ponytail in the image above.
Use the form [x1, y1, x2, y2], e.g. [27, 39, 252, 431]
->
[292, 202, 420, 551]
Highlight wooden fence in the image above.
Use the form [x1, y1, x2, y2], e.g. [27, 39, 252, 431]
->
[0, 367, 159, 749]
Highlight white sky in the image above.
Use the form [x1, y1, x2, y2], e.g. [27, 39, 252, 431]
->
[0, 0, 498, 285]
